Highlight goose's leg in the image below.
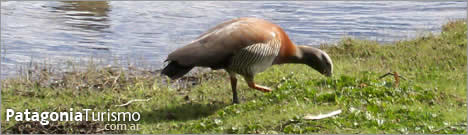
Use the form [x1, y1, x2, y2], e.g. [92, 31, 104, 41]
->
[244, 75, 272, 92]
[228, 72, 239, 104]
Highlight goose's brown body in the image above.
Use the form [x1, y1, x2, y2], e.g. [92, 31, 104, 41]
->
[162, 17, 333, 104]
[167, 17, 297, 70]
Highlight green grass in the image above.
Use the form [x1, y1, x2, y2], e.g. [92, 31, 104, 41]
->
[2, 20, 467, 134]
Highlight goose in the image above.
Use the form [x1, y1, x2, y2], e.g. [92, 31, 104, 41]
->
[162, 17, 333, 104]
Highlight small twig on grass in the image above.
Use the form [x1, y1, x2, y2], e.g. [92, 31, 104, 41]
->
[95, 128, 105, 133]
[303, 110, 342, 120]
[379, 72, 407, 80]
[111, 72, 122, 90]
[433, 123, 467, 133]
[115, 98, 152, 107]
[379, 71, 408, 87]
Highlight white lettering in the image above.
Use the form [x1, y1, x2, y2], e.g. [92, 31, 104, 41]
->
[60, 112, 68, 121]
[118, 112, 131, 121]
[15, 112, 23, 121]
[40, 112, 49, 125]
[6, 109, 14, 121]
[49, 112, 59, 121]
[69, 108, 74, 121]
[31, 112, 39, 121]
[92, 112, 99, 121]
[24, 109, 31, 121]
[4, 108, 141, 126]
[83, 109, 91, 121]
[75, 112, 83, 121]
[111, 112, 117, 121]
[132, 112, 140, 121]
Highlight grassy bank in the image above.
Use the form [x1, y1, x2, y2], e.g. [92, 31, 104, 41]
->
[2, 20, 467, 134]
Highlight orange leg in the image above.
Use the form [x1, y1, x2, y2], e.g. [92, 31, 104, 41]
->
[244, 75, 272, 92]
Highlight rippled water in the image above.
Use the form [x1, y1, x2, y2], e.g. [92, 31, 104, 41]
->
[1, 1, 466, 78]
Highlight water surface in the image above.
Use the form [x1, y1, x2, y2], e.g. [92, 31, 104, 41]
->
[1, 1, 465, 78]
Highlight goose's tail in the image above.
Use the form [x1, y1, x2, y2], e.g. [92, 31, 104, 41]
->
[161, 61, 193, 79]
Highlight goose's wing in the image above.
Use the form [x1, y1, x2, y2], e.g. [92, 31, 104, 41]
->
[167, 18, 279, 69]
